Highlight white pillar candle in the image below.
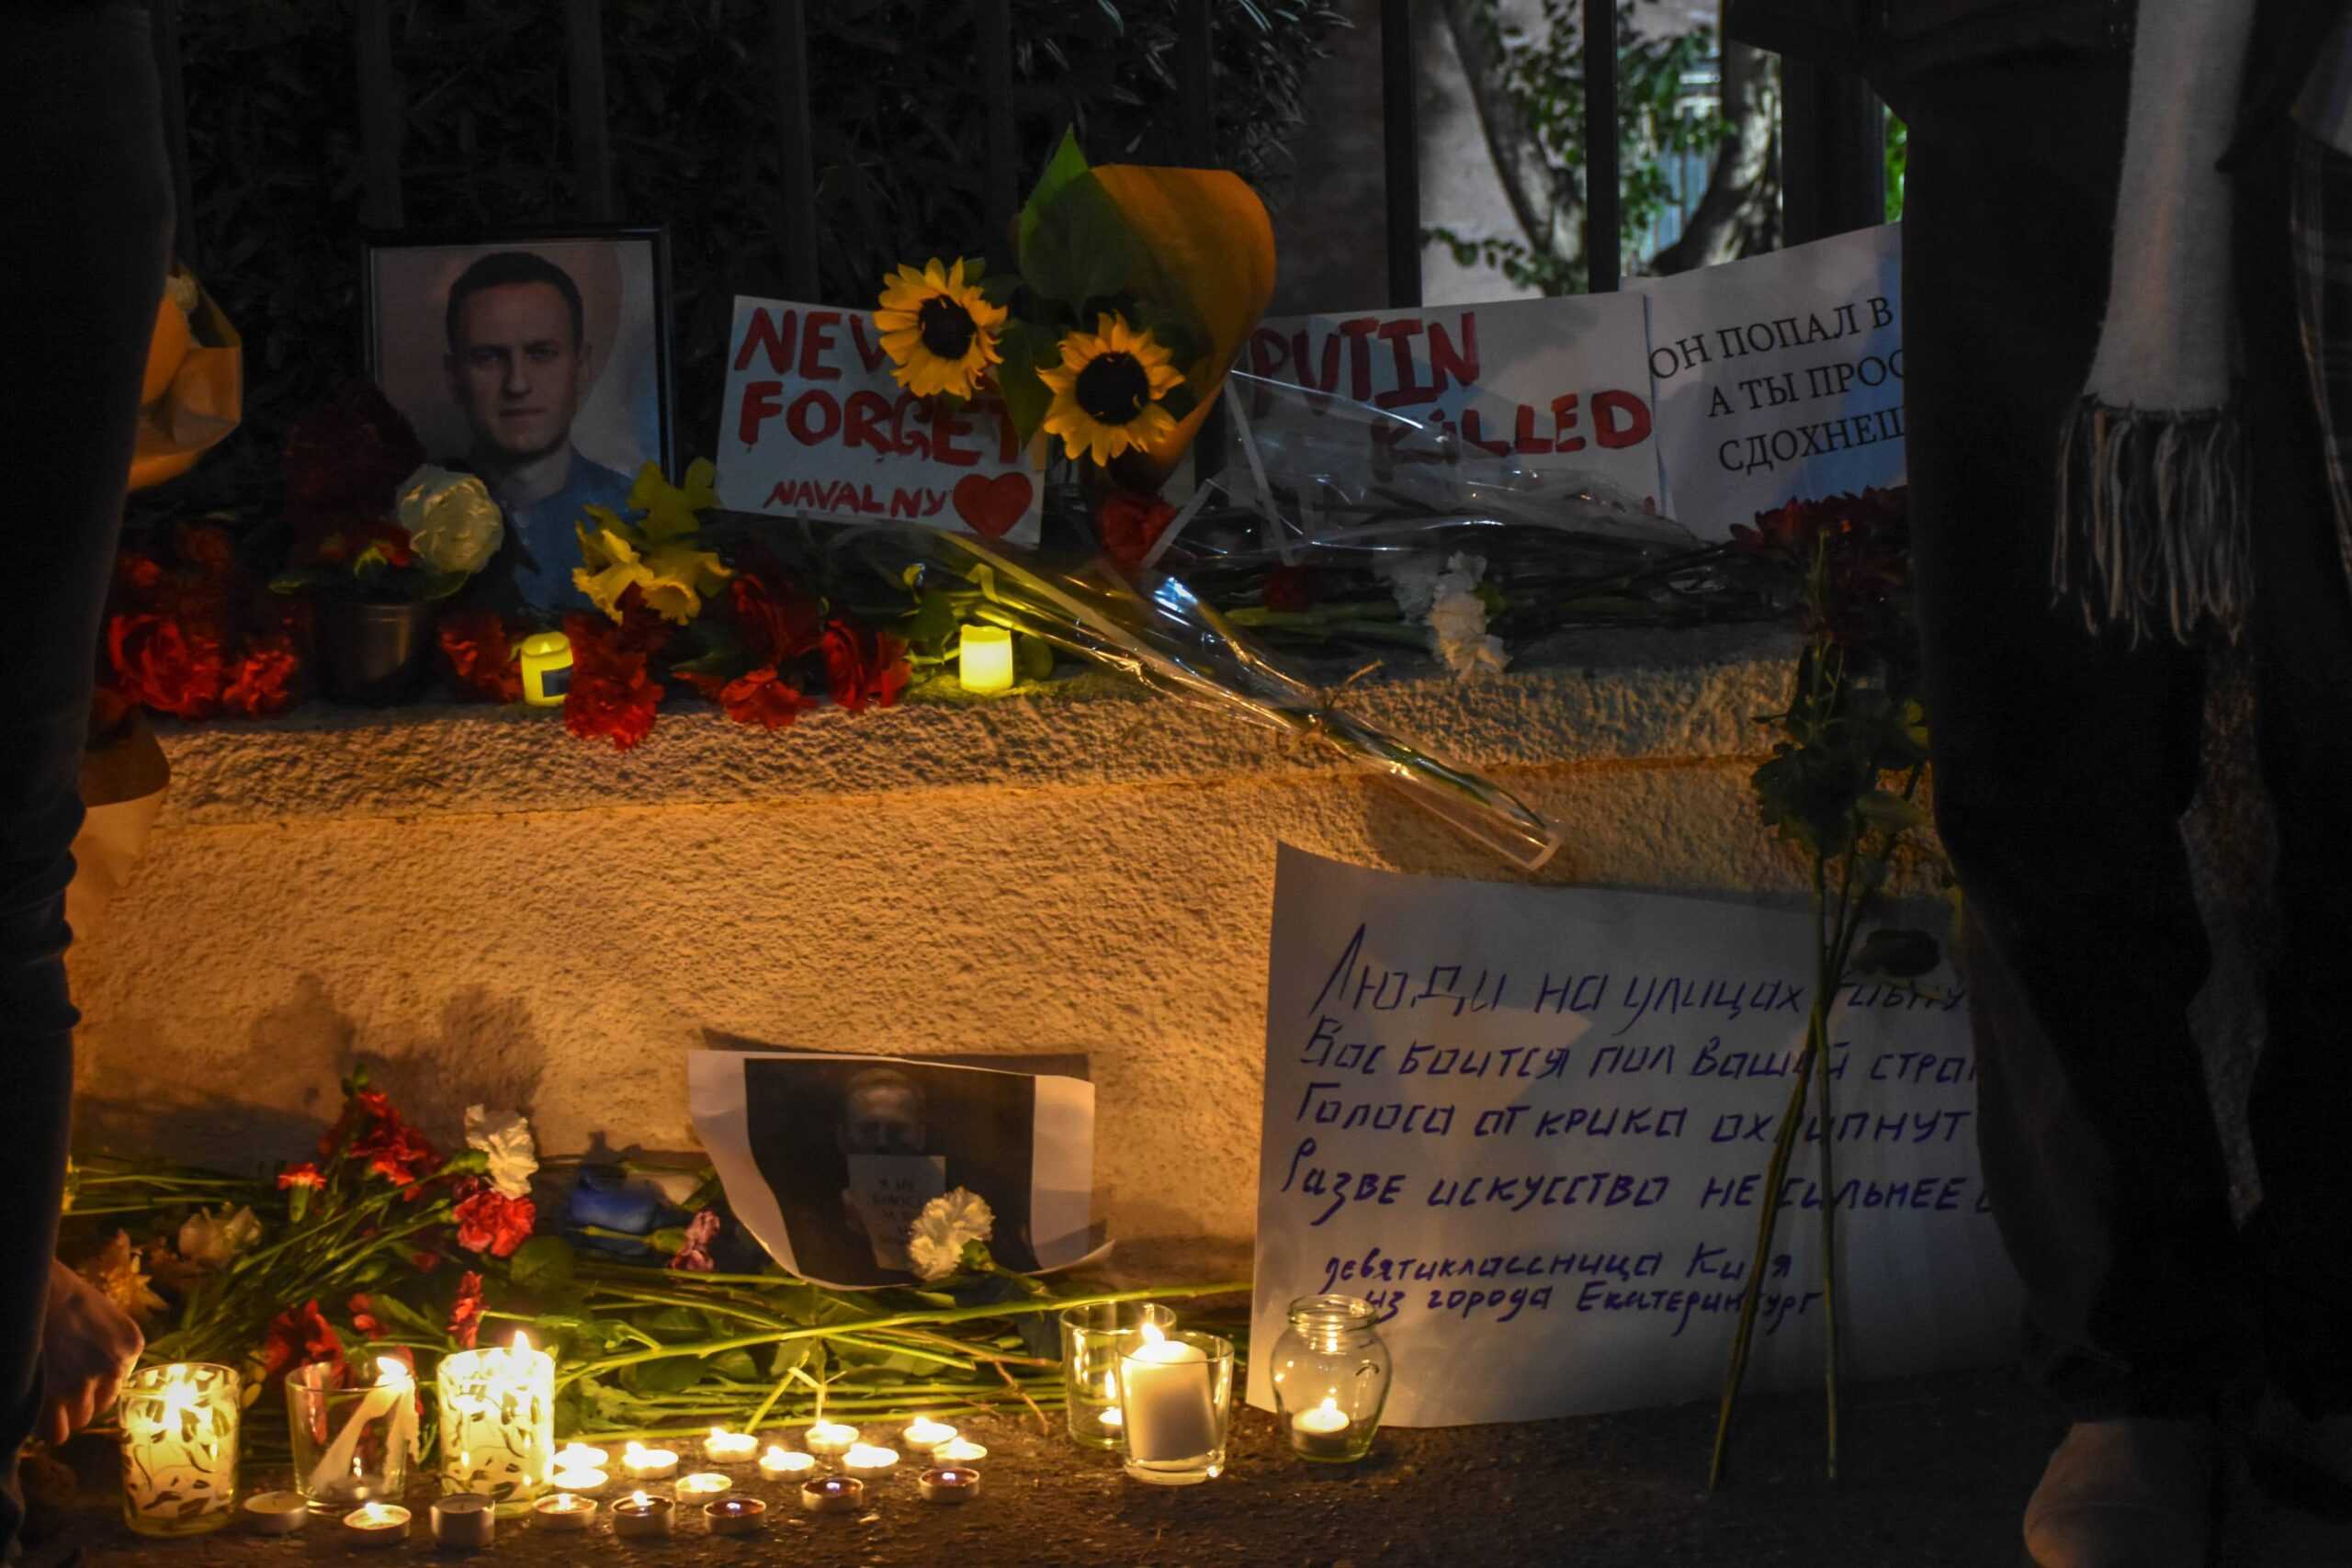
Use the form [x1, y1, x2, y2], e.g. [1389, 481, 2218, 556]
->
[621, 1442, 679, 1482]
[435, 1333, 555, 1510]
[902, 1416, 957, 1450]
[1118, 1328, 1219, 1461]
[758, 1447, 815, 1482]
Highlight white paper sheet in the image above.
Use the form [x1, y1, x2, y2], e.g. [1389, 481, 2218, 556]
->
[1248, 845, 2019, 1427]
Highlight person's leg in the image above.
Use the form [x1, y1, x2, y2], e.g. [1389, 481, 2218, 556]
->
[0, 1, 173, 1551]
[2248, 127, 2352, 1427]
[1895, 50, 2249, 1427]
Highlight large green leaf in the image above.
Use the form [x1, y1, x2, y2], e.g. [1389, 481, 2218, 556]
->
[1020, 172, 1138, 313]
[1015, 128, 1090, 266]
[508, 1235, 576, 1293]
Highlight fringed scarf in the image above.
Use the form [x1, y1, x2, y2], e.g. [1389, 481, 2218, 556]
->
[2053, 2, 2261, 644]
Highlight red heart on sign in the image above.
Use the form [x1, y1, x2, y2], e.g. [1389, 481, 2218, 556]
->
[952, 472, 1032, 538]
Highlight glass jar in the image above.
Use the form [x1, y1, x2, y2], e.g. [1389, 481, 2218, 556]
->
[1267, 1294, 1391, 1463]
[119, 1362, 241, 1536]
[287, 1362, 417, 1511]
[1058, 1301, 1178, 1450]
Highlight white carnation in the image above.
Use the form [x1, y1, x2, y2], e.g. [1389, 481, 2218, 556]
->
[397, 466, 504, 577]
[464, 1104, 538, 1200]
[1379, 554, 1442, 618]
[905, 1187, 995, 1282]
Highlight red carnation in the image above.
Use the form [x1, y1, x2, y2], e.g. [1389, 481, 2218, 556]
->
[453, 1188, 536, 1258]
[448, 1272, 484, 1350]
[348, 1294, 382, 1338]
[719, 667, 817, 730]
[277, 1163, 326, 1191]
[107, 612, 223, 719]
[820, 618, 908, 714]
[437, 610, 522, 704]
[561, 615, 663, 750]
[1098, 490, 1179, 575]
[345, 1094, 437, 1193]
[259, 1300, 345, 1389]
[727, 563, 820, 665]
[219, 634, 300, 717]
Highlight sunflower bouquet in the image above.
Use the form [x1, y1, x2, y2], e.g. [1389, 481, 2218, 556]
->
[873, 131, 1274, 498]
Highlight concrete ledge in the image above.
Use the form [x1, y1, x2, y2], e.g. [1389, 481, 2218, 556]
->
[151, 622, 1798, 827]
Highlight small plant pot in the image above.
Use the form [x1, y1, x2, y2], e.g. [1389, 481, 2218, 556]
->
[317, 599, 437, 706]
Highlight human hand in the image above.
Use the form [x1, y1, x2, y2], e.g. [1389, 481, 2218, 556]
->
[39, 1258, 143, 1444]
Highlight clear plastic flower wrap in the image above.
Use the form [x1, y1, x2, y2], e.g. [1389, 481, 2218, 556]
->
[838, 525, 1565, 872]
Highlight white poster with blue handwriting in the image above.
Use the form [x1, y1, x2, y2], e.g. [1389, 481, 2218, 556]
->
[1247, 845, 2021, 1427]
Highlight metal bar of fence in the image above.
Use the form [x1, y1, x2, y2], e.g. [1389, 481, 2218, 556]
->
[1781, 62, 1884, 246]
[355, 0, 403, 231]
[1177, 0, 1215, 164]
[978, 0, 1016, 248]
[1581, 0, 1618, 292]
[149, 0, 199, 269]
[772, 0, 820, 299]
[1380, 0, 1420, 308]
[566, 0, 615, 222]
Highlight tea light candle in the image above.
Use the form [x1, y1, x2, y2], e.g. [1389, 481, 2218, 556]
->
[797, 1475, 865, 1515]
[622, 1442, 679, 1482]
[842, 1443, 899, 1478]
[958, 625, 1014, 693]
[758, 1446, 814, 1482]
[548, 1466, 609, 1498]
[804, 1420, 858, 1456]
[552, 1443, 607, 1472]
[611, 1492, 673, 1540]
[704, 1497, 767, 1537]
[702, 1427, 758, 1465]
[430, 1494, 496, 1550]
[532, 1493, 598, 1532]
[919, 1466, 981, 1505]
[902, 1417, 958, 1450]
[241, 1491, 307, 1535]
[342, 1502, 410, 1548]
[931, 1437, 988, 1465]
[1290, 1395, 1354, 1458]
[1120, 1325, 1218, 1461]
[674, 1472, 732, 1500]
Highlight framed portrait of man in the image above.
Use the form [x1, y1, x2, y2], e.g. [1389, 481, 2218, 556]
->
[362, 227, 673, 613]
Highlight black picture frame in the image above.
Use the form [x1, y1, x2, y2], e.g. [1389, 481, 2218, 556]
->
[358, 223, 675, 482]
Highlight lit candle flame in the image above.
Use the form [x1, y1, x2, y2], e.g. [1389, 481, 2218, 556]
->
[374, 1355, 412, 1387]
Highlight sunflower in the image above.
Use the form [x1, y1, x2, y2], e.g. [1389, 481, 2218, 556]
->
[1036, 313, 1184, 467]
[876, 258, 1007, 399]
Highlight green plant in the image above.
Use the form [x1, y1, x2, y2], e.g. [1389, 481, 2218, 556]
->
[1885, 112, 1908, 222]
[1429, 0, 1726, 294]
[142, 0, 1341, 531]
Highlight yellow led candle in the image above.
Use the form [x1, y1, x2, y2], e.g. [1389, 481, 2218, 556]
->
[518, 631, 572, 707]
[958, 625, 1014, 694]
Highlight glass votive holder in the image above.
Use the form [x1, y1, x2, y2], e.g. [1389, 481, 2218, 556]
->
[286, 1359, 417, 1511]
[119, 1361, 242, 1537]
[1268, 1293, 1393, 1464]
[1114, 1327, 1234, 1486]
[435, 1333, 555, 1515]
[1059, 1300, 1177, 1450]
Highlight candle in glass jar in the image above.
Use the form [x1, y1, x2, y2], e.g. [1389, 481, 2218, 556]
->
[622, 1442, 679, 1482]
[804, 1420, 858, 1456]
[758, 1447, 815, 1482]
[931, 1437, 988, 1465]
[119, 1362, 242, 1538]
[705, 1497, 768, 1536]
[435, 1332, 554, 1512]
[341, 1502, 411, 1548]
[902, 1416, 957, 1450]
[532, 1493, 598, 1531]
[1289, 1396, 1354, 1458]
[1119, 1325, 1218, 1461]
[611, 1491, 673, 1540]
[702, 1427, 759, 1464]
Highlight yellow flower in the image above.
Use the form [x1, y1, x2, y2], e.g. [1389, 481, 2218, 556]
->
[628, 457, 719, 544]
[572, 519, 730, 626]
[80, 1231, 166, 1325]
[1035, 313, 1183, 466]
[876, 258, 1007, 400]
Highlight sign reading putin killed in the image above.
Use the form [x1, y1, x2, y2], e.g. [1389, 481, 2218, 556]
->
[716, 296, 1043, 544]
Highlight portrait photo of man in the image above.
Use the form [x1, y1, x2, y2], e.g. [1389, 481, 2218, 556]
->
[366, 229, 672, 613]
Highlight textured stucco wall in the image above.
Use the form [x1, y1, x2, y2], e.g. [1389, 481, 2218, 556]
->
[65, 626, 1838, 1246]
[66, 623, 2272, 1242]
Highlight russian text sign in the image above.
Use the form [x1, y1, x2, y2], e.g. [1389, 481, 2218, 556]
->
[716, 296, 1043, 543]
[1248, 845, 2018, 1427]
[1638, 224, 1905, 538]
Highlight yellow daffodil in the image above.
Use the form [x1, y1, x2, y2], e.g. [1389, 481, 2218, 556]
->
[628, 457, 719, 544]
[573, 515, 730, 626]
[1036, 313, 1183, 467]
[80, 1231, 166, 1325]
[876, 257, 1007, 400]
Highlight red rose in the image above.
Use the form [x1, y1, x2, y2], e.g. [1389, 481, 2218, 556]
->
[1261, 564, 1317, 614]
[728, 565, 820, 665]
[220, 634, 300, 717]
[437, 610, 521, 704]
[719, 666, 817, 730]
[562, 615, 664, 750]
[453, 1189, 536, 1258]
[820, 618, 908, 714]
[283, 381, 426, 524]
[107, 612, 223, 719]
[448, 1271, 484, 1350]
[1097, 490, 1179, 574]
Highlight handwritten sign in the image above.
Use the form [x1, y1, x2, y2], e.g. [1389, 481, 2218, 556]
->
[1239, 294, 1663, 511]
[1637, 225, 1905, 538]
[1248, 845, 2018, 1427]
[715, 296, 1043, 543]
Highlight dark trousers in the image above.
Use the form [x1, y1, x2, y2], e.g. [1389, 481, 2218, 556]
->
[1896, 52, 2352, 1418]
[0, 2, 172, 1549]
